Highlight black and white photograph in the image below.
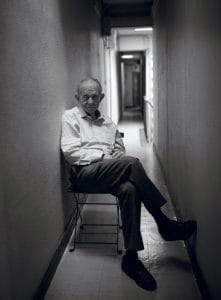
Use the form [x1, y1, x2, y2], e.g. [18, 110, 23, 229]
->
[0, 1, 220, 299]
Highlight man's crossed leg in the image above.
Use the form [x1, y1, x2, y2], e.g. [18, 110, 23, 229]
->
[71, 156, 197, 291]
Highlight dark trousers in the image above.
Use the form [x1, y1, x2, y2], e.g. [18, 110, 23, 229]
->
[71, 156, 167, 251]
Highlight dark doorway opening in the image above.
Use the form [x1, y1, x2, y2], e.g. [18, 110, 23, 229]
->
[118, 51, 146, 121]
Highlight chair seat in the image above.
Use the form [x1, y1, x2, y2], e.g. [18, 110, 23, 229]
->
[67, 185, 112, 195]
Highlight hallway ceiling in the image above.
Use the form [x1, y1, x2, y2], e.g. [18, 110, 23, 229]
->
[99, 0, 154, 35]
[102, 0, 154, 17]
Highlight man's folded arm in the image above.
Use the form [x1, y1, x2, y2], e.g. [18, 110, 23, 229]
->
[61, 113, 103, 165]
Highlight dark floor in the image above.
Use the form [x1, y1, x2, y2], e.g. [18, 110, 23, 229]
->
[45, 112, 201, 300]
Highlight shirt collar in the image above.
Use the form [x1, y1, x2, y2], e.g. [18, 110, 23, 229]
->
[77, 106, 105, 123]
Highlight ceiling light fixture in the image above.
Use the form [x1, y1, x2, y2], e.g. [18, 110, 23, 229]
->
[121, 55, 134, 59]
[134, 27, 153, 32]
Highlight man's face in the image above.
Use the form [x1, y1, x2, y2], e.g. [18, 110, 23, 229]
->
[76, 80, 104, 116]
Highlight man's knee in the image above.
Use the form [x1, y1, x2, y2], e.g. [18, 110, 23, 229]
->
[120, 156, 140, 166]
[118, 181, 136, 197]
[117, 181, 141, 212]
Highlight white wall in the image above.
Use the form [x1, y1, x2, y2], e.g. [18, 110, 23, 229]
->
[154, 1, 221, 298]
[103, 30, 120, 124]
[0, 1, 103, 299]
[110, 48, 120, 123]
[118, 35, 149, 51]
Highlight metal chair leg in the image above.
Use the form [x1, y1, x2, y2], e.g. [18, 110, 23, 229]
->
[69, 193, 83, 252]
[69, 192, 123, 254]
[116, 197, 122, 254]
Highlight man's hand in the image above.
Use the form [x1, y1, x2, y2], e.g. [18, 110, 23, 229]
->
[103, 150, 124, 160]
[103, 153, 113, 160]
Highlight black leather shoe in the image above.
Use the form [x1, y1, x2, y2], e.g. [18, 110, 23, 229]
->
[121, 255, 157, 291]
[159, 220, 197, 241]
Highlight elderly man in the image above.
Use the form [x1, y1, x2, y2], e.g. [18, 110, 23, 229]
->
[61, 78, 196, 291]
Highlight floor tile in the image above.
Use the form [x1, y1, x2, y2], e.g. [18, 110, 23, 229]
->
[152, 272, 201, 300]
[148, 242, 192, 274]
[145, 222, 166, 244]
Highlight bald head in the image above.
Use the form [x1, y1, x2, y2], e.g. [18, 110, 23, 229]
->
[77, 78, 102, 95]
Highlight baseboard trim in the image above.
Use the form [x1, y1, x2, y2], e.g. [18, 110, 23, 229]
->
[33, 209, 77, 300]
[184, 240, 212, 300]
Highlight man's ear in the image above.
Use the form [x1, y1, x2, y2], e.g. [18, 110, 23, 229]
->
[100, 93, 105, 100]
[75, 94, 79, 101]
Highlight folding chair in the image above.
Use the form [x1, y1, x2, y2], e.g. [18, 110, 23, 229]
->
[68, 132, 124, 254]
[68, 188, 122, 254]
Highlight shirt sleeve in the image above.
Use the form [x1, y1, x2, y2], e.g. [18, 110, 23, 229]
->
[112, 129, 126, 158]
[61, 112, 104, 165]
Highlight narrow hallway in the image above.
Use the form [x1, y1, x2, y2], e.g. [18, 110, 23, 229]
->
[2, 1, 221, 298]
[45, 114, 201, 300]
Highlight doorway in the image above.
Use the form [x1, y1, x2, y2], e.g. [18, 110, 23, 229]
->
[118, 51, 145, 121]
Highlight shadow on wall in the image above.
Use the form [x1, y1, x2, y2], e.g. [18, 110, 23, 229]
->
[57, 0, 92, 227]
[59, 151, 76, 228]
[58, 0, 92, 82]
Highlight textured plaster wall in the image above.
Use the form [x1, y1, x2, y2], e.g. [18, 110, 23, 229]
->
[0, 172, 11, 299]
[0, 1, 102, 299]
[153, 0, 168, 172]
[153, 1, 221, 298]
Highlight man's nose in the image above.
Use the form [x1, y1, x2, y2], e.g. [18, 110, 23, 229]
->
[88, 97, 94, 104]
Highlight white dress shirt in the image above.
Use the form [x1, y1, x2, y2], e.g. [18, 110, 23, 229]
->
[61, 106, 126, 165]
